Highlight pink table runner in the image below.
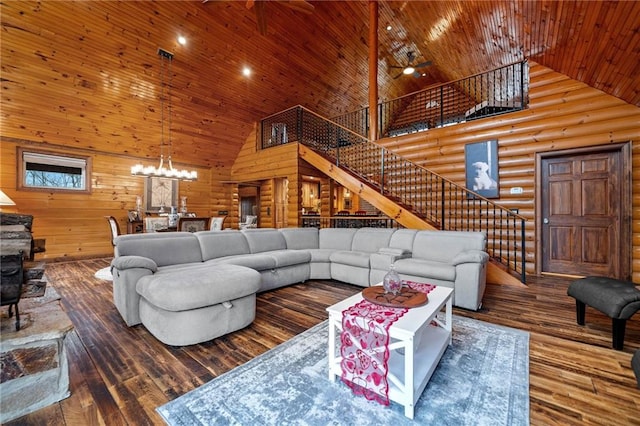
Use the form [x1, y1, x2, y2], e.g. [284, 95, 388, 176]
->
[340, 281, 436, 405]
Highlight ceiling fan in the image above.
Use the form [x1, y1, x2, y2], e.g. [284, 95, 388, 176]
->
[204, 0, 314, 35]
[389, 51, 432, 79]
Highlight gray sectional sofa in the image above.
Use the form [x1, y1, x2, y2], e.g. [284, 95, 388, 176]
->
[111, 227, 489, 345]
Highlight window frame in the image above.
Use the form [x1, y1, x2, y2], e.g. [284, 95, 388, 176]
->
[17, 147, 92, 194]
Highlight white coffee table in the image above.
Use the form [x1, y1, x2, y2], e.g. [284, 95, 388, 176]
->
[327, 284, 453, 419]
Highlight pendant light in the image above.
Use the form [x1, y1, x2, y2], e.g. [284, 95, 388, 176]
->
[131, 48, 198, 181]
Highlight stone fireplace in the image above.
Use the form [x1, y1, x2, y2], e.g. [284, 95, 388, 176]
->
[0, 213, 73, 423]
[0, 286, 73, 422]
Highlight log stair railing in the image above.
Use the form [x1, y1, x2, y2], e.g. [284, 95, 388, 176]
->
[260, 106, 527, 285]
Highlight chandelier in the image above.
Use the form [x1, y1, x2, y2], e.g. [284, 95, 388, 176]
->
[131, 48, 198, 181]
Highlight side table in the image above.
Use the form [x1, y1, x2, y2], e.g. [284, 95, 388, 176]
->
[127, 220, 144, 234]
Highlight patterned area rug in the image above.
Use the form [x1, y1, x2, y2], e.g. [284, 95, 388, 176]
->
[157, 315, 529, 425]
[94, 267, 112, 281]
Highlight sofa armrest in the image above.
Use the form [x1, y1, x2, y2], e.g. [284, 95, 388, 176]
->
[452, 250, 489, 266]
[378, 247, 412, 257]
[112, 255, 158, 273]
[370, 251, 412, 271]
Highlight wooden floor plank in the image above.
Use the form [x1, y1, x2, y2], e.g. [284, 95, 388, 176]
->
[5, 258, 639, 425]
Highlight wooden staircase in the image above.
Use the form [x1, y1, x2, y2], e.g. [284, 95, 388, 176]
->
[299, 144, 523, 286]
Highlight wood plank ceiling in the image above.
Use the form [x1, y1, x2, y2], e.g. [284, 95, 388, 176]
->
[1, 1, 638, 170]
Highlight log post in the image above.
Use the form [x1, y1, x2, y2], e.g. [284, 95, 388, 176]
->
[368, 0, 378, 142]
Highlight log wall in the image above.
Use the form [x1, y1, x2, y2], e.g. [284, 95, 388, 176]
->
[231, 129, 302, 227]
[1, 59, 638, 283]
[377, 62, 640, 281]
[229, 62, 639, 281]
[0, 138, 232, 260]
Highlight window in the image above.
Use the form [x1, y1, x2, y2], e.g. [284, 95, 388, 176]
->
[18, 148, 91, 193]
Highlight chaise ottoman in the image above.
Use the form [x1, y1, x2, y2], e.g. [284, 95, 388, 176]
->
[567, 276, 640, 350]
[136, 264, 261, 346]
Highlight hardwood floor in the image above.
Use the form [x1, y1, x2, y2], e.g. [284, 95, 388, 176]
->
[5, 258, 639, 425]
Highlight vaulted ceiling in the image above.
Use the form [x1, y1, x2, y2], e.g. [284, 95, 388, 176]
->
[2, 1, 638, 170]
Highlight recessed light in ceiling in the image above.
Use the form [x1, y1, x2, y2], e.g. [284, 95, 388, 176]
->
[386, 25, 392, 31]
[242, 67, 251, 77]
[177, 35, 187, 45]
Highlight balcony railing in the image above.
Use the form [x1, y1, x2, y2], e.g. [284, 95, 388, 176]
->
[259, 108, 527, 282]
[333, 60, 528, 138]
[301, 214, 399, 229]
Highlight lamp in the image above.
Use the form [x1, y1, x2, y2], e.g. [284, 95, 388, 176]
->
[131, 48, 198, 181]
[0, 190, 16, 206]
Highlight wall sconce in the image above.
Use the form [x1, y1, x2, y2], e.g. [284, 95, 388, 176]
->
[344, 188, 350, 198]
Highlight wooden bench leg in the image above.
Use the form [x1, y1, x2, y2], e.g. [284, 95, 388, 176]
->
[612, 318, 626, 350]
[575, 300, 586, 325]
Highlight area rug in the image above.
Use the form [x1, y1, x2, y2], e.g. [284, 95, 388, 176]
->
[157, 315, 529, 425]
[94, 267, 112, 281]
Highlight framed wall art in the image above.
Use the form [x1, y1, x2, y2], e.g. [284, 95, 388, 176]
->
[144, 177, 178, 213]
[465, 140, 499, 199]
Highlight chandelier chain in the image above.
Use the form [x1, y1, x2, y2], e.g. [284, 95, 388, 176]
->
[130, 48, 197, 181]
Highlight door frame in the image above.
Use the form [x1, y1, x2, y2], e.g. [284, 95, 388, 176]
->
[534, 142, 632, 279]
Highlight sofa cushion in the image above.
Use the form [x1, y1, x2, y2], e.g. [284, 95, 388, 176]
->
[243, 229, 287, 253]
[136, 264, 260, 312]
[319, 228, 358, 250]
[393, 258, 456, 281]
[209, 254, 277, 271]
[114, 232, 203, 267]
[308, 249, 334, 262]
[156, 262, 210, 274]
[351, 228, 395, 253]
[388, 229, 418, 252]
[279, 228, 319, 249]
[330, 250, 371, 268]
[263, 250, 311, 267]
[195, 230, 250, 261]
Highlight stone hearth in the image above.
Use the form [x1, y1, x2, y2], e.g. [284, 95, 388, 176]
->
[0, 285, 73, 423]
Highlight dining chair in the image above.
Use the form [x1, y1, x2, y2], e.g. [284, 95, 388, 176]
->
[240, 215, 257, 230]
[209, 216, 226, 231]
[178, 217, 210, 232]
[145, 217, 169, 232]
[105, 216, 121, 246]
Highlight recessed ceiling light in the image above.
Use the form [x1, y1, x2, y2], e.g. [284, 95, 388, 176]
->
[242, 67, 251, 77]
[177, 35, 187, 45]
[386, 25, 392, 31]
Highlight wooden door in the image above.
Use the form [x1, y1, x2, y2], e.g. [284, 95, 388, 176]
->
[274, 178, 288, 228]
[541, 148, 627, 278]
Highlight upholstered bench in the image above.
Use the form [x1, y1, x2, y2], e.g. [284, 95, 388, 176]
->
[567, 276, 640, 350]
[136, 264, 261, 346]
